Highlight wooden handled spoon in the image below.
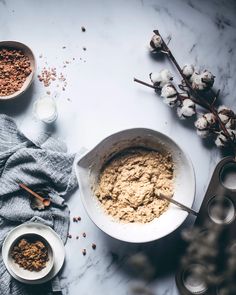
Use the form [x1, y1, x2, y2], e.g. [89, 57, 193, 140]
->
[19, 183, 51, 207]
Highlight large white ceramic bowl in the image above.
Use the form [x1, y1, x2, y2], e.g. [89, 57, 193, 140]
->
[75, 128, 195, 243]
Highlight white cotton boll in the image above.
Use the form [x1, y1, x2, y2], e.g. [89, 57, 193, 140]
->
[149, 72, 164, 89]
[227, 128, 236, 141]
[161, 83, 177, 98]
[195, 117, 208, 130]
[197, 129, 210, 138]
[218, 105, 229, 113]
[161, 84, 178, 107]
[163, 97, 178, 108]
[182, 64, 195, 78]
[226, 119, 235, 130]
[225, 119, 236, 129]
[219, 115, 230, 125]
[189, 72, 198, 83]
[218, 105, 235, 127]
[204, 113, 216, 125]
[160, 69, 173, 82]
[150, 69, 173, 88]
[149, 34, 163, 51]
[201, 70, 215, 87]
[183, 98, 196, 109]
[190, 72, 206, 91]
[215, 132, 228, 147]
[149, 72, 161, 84]
[176, 108, 184, 119]
[219, 112, 230, 124]
[195, 113, 216, 138]
[177, 99, 196, 119]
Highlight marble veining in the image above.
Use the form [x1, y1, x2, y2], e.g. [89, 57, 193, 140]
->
[0, 0, 236, 294]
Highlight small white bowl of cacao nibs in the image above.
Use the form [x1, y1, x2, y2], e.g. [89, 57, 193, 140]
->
[7, 233, 54, 281]
[0, 41, 36, 100]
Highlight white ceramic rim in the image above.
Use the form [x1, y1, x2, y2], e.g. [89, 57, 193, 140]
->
[75, 128, 196, 243]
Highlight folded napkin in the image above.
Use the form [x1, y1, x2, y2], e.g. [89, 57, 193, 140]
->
[0, 115, 78, 295]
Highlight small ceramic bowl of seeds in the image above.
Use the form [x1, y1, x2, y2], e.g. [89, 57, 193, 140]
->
[0, 41, 36, 100]
[7, 233, 54, 281]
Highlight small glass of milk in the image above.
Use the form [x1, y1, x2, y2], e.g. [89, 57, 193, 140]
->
[33, 96, 58, 123]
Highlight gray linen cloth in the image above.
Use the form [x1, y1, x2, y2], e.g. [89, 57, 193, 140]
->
[0, 115, 78, 295]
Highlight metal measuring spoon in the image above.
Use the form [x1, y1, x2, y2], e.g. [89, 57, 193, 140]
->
[157, 192, 198, 217]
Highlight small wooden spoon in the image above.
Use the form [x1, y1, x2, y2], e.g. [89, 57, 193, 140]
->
[157, 193, 198, 217]
[19, 183, 51, 207]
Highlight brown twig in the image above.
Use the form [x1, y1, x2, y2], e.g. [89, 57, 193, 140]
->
[211, 89, 220, 106]
[133, 78, 156, 89]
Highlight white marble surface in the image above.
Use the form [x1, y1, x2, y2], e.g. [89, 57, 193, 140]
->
[0, 0, 236, 294]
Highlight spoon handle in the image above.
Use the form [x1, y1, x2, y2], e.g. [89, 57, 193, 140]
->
[19, 183, 45, 203]
[158, 193, 198, 217]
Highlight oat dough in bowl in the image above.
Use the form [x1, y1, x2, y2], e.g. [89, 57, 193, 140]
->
[75, 128, 195, 243]
[96, 148, 174, 223]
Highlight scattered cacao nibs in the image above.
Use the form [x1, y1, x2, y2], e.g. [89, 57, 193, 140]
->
[77, 216, 81, 221]
[83, 47, 87, 51]
[11, 238, 49, 272]
[68, 234, 72, 239]
[58, 73, 66, 82]
[81, 26, 86, 32]
[37, 66, 68, 91]
[82, 249, 86, 256]
[58, 73, 67, 90]
[0, 47, 32, 96]
[82, 232, 86, 238]
[73, 217, 77, 222]
[46, 91, 51, 95]
[76, 236, 79, 240]
[37, 67, 57, 87]
[92, 243, 96, 250]
[62, 46, 66, 49]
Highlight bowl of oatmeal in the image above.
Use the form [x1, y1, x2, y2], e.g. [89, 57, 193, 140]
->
[75, 128, 195, 243]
